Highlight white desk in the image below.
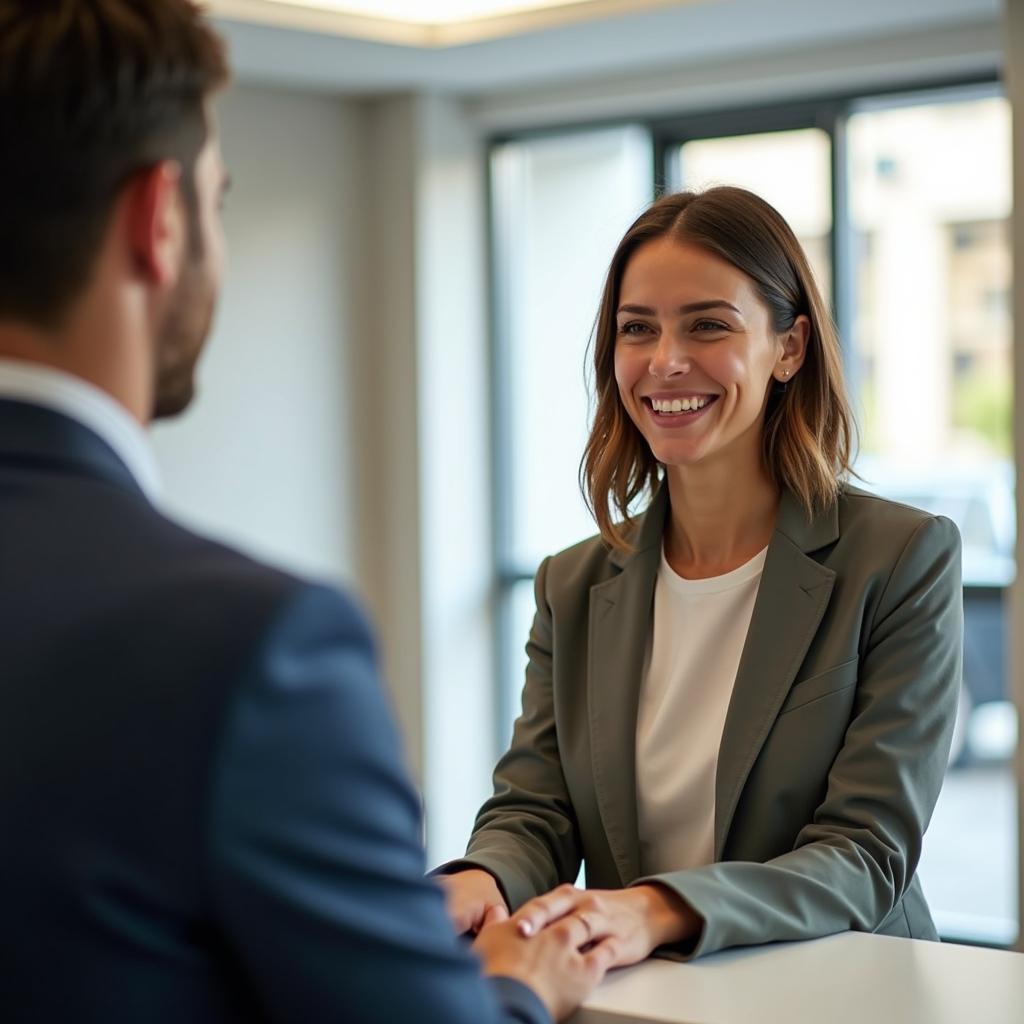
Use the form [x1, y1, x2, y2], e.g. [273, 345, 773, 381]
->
[572, 932, 1024, 1024]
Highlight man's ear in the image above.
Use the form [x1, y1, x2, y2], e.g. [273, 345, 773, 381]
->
[124, 161, 185, 288]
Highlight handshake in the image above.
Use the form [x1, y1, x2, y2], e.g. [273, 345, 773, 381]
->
[437, 870, 698, 1020]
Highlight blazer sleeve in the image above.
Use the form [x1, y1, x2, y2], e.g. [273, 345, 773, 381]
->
[440, 556, 583, 910]
[635, 514, 963, 959]
[204, 583, 550, 1024]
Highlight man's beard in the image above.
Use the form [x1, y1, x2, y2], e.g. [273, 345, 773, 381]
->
[152, 249, 217, 420]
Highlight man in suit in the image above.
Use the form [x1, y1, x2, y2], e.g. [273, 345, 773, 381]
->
[0, 2, 615, 1021]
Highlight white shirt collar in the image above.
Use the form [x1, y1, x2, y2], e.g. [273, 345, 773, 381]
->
[0, 358, 162, 502]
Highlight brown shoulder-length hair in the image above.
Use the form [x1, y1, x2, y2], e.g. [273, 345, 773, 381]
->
[582, 186, 856, 551]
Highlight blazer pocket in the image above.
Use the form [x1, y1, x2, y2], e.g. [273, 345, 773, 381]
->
[778, 657, 859, 716]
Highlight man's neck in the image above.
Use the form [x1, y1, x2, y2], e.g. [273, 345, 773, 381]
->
[0, 318, 151, 425]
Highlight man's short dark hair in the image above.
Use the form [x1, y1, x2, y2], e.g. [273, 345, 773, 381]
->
[0, 0, 229, 328]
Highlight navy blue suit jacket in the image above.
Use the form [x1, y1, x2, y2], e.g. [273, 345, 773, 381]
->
[0, 398, 547, 1024]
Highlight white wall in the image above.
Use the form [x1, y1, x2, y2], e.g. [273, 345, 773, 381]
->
[348, 94, 497, 859]
[350, 95, 426, 783]
[151, 85, 368, 588]
[414, 95, 496, 864]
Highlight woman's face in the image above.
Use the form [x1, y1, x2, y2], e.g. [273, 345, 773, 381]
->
[613, 237, 803, 473]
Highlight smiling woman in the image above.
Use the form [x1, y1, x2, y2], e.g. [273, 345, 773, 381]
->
[588, 188, 853, 556]
[614, 256, 783, 477]
[436, 186, 964, 967]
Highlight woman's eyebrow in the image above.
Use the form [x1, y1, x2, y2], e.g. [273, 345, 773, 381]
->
[617, 300, 741, 315]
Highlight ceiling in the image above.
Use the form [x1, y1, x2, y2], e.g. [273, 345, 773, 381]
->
[211, 0, 691, 45]
[207, 0, 1002, 96]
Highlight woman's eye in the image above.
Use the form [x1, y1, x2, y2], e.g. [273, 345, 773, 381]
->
[618, 321, 653, 337]
[692, 319, 728, 333]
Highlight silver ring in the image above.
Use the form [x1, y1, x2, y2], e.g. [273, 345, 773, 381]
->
[576, 912, 593, 941]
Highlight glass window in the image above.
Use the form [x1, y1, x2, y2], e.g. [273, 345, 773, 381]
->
[674, 127, 833, 304]
[847, 90, 1017, 946]
[491, 126, 653, 738]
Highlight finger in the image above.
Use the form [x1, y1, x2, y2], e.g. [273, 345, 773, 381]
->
[576, 909, 614, 944]
[582, 937, 620, 979]
[547, 911, 602, 952]
[480, 902, 509, 930]
[513, 884, 583, 937]
[460, 902, 493, 937]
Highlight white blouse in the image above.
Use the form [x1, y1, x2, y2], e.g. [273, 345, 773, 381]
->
[635, 544, 766, 875]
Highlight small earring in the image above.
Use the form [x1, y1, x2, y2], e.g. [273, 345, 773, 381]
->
[781, 369, 791, 379]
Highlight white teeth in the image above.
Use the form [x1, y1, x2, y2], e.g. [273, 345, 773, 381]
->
[652, 396, 709, 414]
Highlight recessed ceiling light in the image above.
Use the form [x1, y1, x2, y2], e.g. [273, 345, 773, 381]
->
[259, 0, 599, 25]
[211, 0, 689, 47]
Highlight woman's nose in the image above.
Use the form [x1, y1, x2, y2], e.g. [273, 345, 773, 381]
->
[648, 335, 692, 379]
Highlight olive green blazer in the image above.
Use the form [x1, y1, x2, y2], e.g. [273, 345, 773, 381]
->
[454, 484, 962, 959]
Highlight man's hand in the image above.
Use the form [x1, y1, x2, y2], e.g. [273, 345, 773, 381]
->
[473, 912, 617, 1021]
[510, 883, 700, 969]
[436, 869, 509, 935]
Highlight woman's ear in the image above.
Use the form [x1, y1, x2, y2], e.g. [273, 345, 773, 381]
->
[775, 314, 810, 382]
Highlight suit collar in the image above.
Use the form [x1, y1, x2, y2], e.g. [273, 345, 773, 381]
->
[588, 525, 660, 885]
[588, 480, 839, 879]
[775, 484, 840, 554]
[588, 484, 668, 883]
[607, 480, 840, 571]
[607, 483, 669, 570]
[0, 359, 162, 501]
[0, 398, 148, 501]
[713, 513, 836, 856]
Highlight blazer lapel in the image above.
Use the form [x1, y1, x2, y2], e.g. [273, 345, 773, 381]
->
[587, 487, 666, 886]
[713, 489, 839, 858]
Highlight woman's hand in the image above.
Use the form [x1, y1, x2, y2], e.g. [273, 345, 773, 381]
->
[435, 868, 510, 936]
[510, 883, 700, 968]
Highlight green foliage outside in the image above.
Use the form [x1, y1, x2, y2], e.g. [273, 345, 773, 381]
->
[857, 367, 1011, 457]
[856, 377, 881, 455]
[953, 368, 1013, 456]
